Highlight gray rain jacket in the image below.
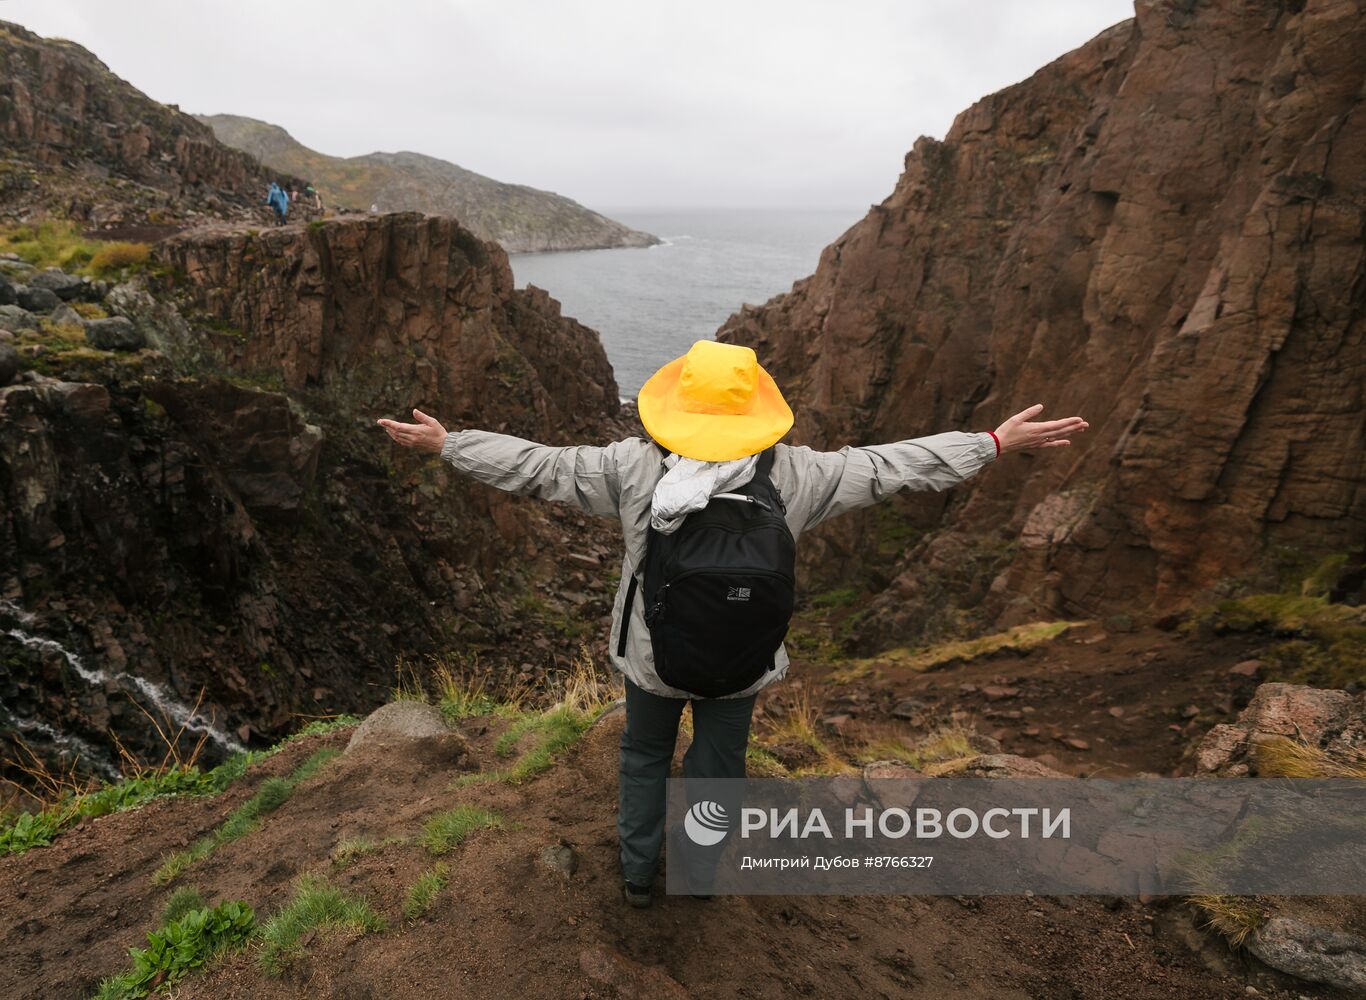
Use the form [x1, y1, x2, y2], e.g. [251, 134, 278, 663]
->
[440, 429, 998, 699]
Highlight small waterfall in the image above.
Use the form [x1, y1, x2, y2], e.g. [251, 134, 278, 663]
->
[0, 697, 122, 780]
[0, 600, 246, 766]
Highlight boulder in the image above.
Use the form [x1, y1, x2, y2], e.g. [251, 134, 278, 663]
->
[345, 701, 454, 753]
[538, 843, 579, 878]
[48, 303, 83, 327]
[578, 945, 688, 1000]
[82, 316, 145, 351]
[1247, 917, 1366, 993]
[16, 285, 59, 313]
[28, 269, 88, 301]
[0, 343, 17, 386]
[861, 760, 924, 781]
[0, 273, 14, 306]
[0, 304, 37, 331]
[1194, 683, 1364, 777]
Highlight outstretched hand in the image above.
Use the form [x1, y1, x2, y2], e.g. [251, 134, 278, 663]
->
[376, 409, 448, 453]
[994, 404, 1088, 454]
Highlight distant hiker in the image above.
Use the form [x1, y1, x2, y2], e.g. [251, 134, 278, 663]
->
[369, 203, 379, 214]
[307, 185, 322, 211]
[377, 340, 1087, 908]
[265, 182, 289, 225]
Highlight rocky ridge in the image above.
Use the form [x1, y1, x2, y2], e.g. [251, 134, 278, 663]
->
[0, 21, 309, 229]
[197, 114, 660, 253]
[717, 0, 1366, 649]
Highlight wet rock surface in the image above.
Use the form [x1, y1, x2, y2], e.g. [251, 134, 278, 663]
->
[0, 216, 628, 776]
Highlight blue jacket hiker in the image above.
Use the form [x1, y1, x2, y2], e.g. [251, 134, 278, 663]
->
[266, 182, 289, 225]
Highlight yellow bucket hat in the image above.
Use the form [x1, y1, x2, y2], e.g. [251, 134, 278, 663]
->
[637, 340, 794, 461]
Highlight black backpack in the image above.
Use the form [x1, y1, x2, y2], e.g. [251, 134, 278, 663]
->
[634, 445, 797, 698]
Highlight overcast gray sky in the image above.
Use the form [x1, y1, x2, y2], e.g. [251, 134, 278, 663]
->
[10, 0, 1134, 212]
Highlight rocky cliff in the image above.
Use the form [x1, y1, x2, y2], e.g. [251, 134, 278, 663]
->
[718, 0, 1365, 647]
[0, 21, 306, 229]
[197, 114, 660, 253]
[0, 213, 626, 778]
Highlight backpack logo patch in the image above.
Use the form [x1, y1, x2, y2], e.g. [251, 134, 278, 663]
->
[726, 586, 752, 602]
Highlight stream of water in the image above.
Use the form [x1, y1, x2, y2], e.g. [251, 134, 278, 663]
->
[0, 599, 245, 780]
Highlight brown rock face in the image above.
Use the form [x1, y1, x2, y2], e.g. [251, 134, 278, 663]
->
[0, 215, 624, 775]
[0, 20, 305, 224]
[718, 0, 1365, 644]
[151, 214, 618, 441]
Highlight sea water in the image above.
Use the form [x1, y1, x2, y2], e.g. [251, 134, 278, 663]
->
[510, 208, 860, 398]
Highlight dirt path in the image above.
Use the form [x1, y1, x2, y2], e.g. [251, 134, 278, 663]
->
[0, 667, 1343, 999]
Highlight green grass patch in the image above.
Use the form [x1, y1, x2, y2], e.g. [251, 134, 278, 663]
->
[745, 744, 788, 777]
[403, 862, 449, 919]
[807, 586, 861, 610]
[490, 705, 600, 784]
[438, 682, 499, 722]
[152, 748, 339, 884]
[1, 764, 229, 857]
[421, 805, 502, 856]
[257, 875, 385, 976]
[1185, 592, 1365, 688]
[331, 837, 378, 867]
[2, 715, 357, 858]
[160, 886, 207, 925]
[91, 899, 255, 1000]
[330, 834, 407, 868]
[1, 220, 149, 278]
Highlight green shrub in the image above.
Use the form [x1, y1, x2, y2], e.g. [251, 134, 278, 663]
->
[91, 900, 254, 999]
[0, 808, 69, 854]
[420, 805, 502, 856]
[257, 876, 384, 975]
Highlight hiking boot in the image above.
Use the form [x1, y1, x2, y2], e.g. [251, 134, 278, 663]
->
[623, 879, 652, 908]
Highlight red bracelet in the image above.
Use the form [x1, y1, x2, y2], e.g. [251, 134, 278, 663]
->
[985, 430, 1001, 457]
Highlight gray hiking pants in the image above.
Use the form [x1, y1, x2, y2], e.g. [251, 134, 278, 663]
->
[618, 677, 757, 886]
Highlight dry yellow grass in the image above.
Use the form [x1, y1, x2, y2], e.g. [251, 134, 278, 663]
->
[1253, 736, 1366, 778]
[756, 684, 854, 776]
[1188, 895, 1265, 947]
[833, 620, 1089, 679]
[856, 725, 977, 771]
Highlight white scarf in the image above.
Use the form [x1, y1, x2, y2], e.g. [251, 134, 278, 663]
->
[650, 452, 759, 535]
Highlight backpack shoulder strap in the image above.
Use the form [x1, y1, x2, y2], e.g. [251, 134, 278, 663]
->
[755, 445, 776, 482]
